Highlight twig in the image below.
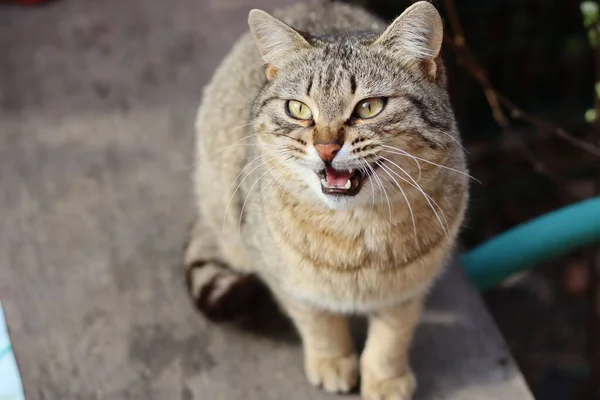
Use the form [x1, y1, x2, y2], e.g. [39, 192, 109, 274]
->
[434, 1, 586, 200]
[432, 0, 600, 156]
[441, 37, 600, 157]
[434, 0, 600, 202]
[442, 0, 465, 43]
[441, 0, 508, 128]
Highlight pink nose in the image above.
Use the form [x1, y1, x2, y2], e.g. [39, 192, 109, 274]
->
[314, 143, 341, 162]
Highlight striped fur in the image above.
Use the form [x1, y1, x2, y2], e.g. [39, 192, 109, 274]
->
[186, 2, 469, 399]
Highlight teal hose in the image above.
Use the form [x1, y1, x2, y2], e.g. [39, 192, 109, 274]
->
[462, 196, 600, 290]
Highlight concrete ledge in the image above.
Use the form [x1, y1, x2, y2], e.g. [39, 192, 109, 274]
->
[0, 0, 532, 398]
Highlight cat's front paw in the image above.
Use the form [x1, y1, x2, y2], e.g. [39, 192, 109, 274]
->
[360, 369, 416, 400]
[304, 352, 359, 393]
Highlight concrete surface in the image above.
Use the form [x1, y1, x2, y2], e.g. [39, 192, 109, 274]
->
[0, 0, 533, 399]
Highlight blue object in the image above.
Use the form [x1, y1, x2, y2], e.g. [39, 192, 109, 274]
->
[462, 196, 600, 290]
[0, 301, 25, 400]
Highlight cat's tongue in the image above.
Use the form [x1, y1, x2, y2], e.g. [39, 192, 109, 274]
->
[325, 165, 352, 187]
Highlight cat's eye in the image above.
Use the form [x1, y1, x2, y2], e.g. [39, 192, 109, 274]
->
[353, 98, 386, 119]
[286, 100, 313, 120]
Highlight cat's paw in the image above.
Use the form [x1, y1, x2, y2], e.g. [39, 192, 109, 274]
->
[304, 352, 359, 393]
[360, 370, 416, 400]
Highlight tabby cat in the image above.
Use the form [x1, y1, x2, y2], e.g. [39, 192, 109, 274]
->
[185, 1, 469, 398]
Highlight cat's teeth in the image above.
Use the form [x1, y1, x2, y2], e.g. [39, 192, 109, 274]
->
[320, 178, 352, 190]
[348, 169, 352, 173]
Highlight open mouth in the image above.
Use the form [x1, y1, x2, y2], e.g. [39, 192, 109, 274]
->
[317, 164, 377, 196]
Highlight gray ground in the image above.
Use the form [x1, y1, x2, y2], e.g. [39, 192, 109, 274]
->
[0, 0, 533, 399]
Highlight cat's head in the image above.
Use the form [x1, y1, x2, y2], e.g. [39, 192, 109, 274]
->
[249, 1, 460, 210]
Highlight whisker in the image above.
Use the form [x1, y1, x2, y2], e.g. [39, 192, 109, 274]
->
[260, 165, 288, 208]
[351, 147, 422, 181]
[238, 161, 282, 231]
[185, 142, 279, 172]
[378, 157, 449, 236]
[368, 163, 392, 223]
[210, 131, 263, 156]
[380, 157, 449, 233]
[377, 162, 418, 245]
[384, 150, 422, 181]
[228, 121, 256, 132]
[358, 159, 376, 212]
[380, 145, 480, 183]
[222, 153, 286, 234]
[226, 153, 269, 190]
[225, 146, 294, 191]
[183, 137, 268, 171]
[439, 131, 469, 153]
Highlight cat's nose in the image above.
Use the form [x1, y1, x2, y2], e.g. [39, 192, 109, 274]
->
[314, 143, 341, 162]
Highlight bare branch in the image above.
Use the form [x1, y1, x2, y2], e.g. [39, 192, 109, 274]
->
[441, 36, 600, 157]
[413, 0, 600, 156]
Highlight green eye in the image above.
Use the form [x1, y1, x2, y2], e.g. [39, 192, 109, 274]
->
[286, 100, 313, 120]
[353, 98, 386, 119]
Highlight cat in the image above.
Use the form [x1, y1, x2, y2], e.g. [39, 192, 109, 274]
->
[184, 1, 469, 398]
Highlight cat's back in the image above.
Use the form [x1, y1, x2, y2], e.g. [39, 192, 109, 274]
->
[272, 1, 384, 36]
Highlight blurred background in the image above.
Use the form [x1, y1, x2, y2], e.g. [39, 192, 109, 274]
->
[2, 0, 599, 399]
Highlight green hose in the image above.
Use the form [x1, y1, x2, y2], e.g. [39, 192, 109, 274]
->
[461, 196, 600, 290]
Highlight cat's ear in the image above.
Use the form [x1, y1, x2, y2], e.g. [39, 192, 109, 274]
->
[248, 9, 311, 80]
[373, 1, 443, 77]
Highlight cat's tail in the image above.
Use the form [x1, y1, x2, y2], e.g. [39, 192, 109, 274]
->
[184, 219, 265, 322]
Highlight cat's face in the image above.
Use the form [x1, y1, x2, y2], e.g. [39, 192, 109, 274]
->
[250, 2, 459, 210]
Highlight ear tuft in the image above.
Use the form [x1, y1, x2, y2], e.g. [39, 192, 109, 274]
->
[373, 1, 443, 63]
[248, 9, 311, 73]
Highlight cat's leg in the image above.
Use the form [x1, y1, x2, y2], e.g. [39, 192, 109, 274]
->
[184, 218, 262, 322]
[360, 296, 424, 400]
[278, 296, 358, 393]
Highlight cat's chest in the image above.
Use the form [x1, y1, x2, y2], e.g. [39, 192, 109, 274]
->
[265, 222, 438, 312]
[265, 208, 431, 277]
[237, 206, 446, 312]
